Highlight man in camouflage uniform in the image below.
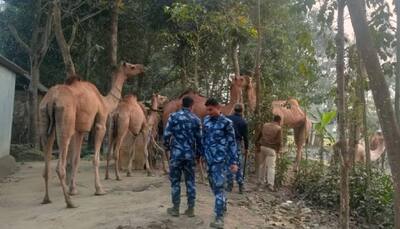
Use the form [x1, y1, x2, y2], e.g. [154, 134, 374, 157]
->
[163, 96, 202, 217]
[202, 98, 238, 228]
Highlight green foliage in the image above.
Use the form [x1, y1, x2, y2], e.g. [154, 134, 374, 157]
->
[313, 110, 336, 143]
[275, 153, 292, 188]
[294, 161, 394, 227]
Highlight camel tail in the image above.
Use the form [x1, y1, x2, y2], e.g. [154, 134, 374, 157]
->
[112, 113, 119, 139]
[47, 102, 56, 136]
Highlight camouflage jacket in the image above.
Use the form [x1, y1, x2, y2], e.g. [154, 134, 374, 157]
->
[163, 108, 202, 160]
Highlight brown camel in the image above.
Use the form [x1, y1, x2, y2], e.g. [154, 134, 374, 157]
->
[271, 99, 312, 171]
[162, 75, 256, 125]
[39, 62, 144, 208]
[145, 94, 169, 171]
[105, 94, 168, 180]
[354, 132, 386, 162]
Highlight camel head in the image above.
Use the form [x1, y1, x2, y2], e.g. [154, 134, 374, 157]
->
[120, 62, 144, 78]
[230, 75, 247, 89]
[151, 93, 169, 110]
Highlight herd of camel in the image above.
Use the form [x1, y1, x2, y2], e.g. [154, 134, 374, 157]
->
[37, 61, 386, 208]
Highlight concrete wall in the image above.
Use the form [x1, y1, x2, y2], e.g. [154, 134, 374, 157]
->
[0, 65, 16, 159]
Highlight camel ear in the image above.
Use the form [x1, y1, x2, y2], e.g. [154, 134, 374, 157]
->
[122, 61, 127, 66]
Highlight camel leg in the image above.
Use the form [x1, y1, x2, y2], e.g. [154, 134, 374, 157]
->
[143, 135, 153, 176]
[105, 116, 114, 180]
[113, 136, 125, 181]
[105, 139, 114, 180]
[41, 129, 55, 204]
[55, 135, 76, 208]
[69, 132, 84, 195]
[52, 106, 77, 208]
[93, 121, 106, 196]
[294, 125, 307, 172]
[127, 137, 138, 177]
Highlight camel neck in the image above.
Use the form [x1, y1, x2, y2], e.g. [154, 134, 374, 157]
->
[105, 70, 126, 112]
[229, 85, 242, 105]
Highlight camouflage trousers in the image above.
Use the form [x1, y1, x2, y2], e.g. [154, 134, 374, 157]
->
[208, 163, 227, 218]
[226, 141, 244, 187]
[169, 158, 196, 208]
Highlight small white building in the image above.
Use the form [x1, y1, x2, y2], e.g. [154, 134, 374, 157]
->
[0, 55, 47, 178]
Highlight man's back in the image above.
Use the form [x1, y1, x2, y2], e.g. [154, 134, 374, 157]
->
[163, 108, 202, 159]
[203, 115, 237, 165]
[258, 122, 282, 150]
[227, 113, 249, 149]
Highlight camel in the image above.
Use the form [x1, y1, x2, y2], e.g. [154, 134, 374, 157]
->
[39, 62, 144, 208]
[105, 93, 168, 180]
[162, 75, 256, 125]
[145, 94, 169, 171]
[354, 132, 386, 162]
[271, 99, 312, 171]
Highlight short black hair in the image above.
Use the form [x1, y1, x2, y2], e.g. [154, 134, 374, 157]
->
[205, 98, 219, 106]
[273, 115, 281, 122]
[234, 103, 243, 113]
[182, 96, 194, 108]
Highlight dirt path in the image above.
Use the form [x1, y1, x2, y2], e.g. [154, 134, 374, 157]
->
[0, 161, 340, 229]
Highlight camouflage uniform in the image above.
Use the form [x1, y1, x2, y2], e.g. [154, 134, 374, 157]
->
[163, 108, 202, 209]
[225, 141, 243, 187]
[202, 114, 238, 218]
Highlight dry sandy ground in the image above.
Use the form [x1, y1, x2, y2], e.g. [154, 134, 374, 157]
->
[0, 161, 267, 229]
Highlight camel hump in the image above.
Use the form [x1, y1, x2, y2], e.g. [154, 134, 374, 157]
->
[123, 94, 137, 102]
[178, 89, 205, 98]
[65, 74, 82, 85]
[288, 98, 299, 106]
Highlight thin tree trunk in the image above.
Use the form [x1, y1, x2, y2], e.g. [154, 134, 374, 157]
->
[253, 0, 262, 172]
[232, 41, 240, 77]
[336, 1, 350, 228]
[52, 0, 76, 76]
[348, 0, 400, 227]
[85, 31, 93, 80]
[358, 60, 371, 172]
[29, 62, 40, 148]
[396, 0, 400, 123]
[109, 0, 120, 67]
[254, 0, 262, 116]
[194, 36, 200, 90]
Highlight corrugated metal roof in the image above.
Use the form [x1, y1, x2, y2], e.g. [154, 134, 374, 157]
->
[0, 54, 48, 92]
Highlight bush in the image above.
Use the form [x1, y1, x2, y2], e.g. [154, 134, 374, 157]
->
[275, 153, 292, 188]
[293, 160, 394, 227]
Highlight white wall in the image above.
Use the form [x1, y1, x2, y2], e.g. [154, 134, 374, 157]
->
[0, 65, 16, 158]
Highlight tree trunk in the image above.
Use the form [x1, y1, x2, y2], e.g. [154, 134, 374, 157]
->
[358, 60, 371, 172]
[348, 0, 400, 227]
[52, 0, 76, 76]
[254, 0, 262, 116]
[336, 1, 350, 228]
[193, 36, 200, 90]
[396, 0, 400, 123]
[109, 0, 120, 67]
[252, 0, 263, 173]
[232, 41, 240, 77]
[29, 61, 40, 148]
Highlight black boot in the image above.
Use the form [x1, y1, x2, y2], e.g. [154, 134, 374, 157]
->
[210, 217, 224, 228]
[167, 206, 179, 217]
[225, 182, 233, 192]
[184, 207, 195, 217]
[238, 184, 244, 194]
